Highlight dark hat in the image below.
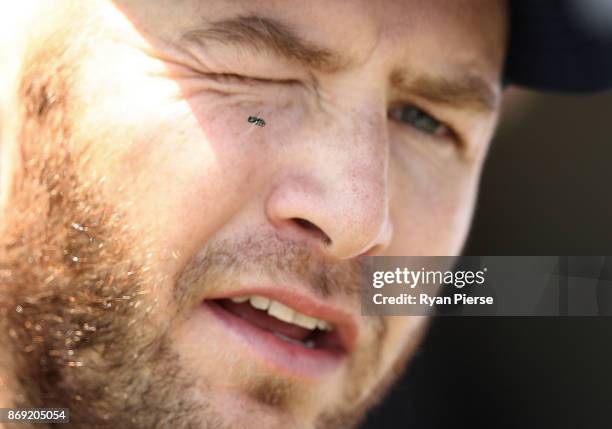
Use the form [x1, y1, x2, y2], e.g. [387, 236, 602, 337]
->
[506, 0, 612, 93]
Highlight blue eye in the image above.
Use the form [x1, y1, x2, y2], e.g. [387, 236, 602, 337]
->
[390, 105, 449, 137]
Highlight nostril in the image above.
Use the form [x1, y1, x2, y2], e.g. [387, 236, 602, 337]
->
[291, 218, 332, 246]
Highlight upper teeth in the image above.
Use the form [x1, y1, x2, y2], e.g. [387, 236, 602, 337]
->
[230, 295, 333, 331]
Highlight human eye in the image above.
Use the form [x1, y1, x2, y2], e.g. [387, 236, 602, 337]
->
[389, 104, 453, 139]
[210, 72, 298, 86]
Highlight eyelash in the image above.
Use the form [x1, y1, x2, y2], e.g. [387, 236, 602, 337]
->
[212, 72, 299, 86]
[388, 105, 453, 141]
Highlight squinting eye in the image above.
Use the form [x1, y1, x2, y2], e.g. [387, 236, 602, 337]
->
[214, 72, 299, 86]
[389, 105, 449, 137]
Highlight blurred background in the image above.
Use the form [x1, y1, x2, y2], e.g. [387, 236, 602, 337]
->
[361, 88, 612, 429]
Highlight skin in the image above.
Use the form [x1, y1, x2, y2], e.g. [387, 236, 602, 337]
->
[0, 0, 507, 428]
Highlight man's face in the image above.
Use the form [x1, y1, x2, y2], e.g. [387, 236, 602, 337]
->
[0, 0, 506, 427]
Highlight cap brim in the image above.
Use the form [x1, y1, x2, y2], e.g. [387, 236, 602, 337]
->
[505, 0, 612, 93]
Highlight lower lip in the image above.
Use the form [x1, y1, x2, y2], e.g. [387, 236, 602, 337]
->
[203, 300, 346, 379]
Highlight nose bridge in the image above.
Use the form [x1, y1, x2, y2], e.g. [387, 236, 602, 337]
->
[267, 104, 392, 259]
[330, 110, 390, 249]
[319, 107, 392, 257]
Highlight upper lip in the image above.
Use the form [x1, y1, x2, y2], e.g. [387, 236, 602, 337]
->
[204, 286, 358, 353]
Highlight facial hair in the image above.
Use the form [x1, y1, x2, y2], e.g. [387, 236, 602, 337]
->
[0, 32, 209, 428]
[0, 24, 420, 429]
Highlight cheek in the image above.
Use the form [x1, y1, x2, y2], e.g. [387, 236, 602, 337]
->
[63, 27, 309, 266]
[388, 141, 483, 255]
[110, 115, 268, 269]
[70, 71, 268, 274]
[70, 54, 308, 284]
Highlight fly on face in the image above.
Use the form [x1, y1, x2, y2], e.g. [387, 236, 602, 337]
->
[248, 116, 266, 127]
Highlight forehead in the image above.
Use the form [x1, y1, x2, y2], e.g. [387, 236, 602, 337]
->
[114, 0, 507, 81]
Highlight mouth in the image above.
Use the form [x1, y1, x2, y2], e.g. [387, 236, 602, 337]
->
[202, 289, 357, 378]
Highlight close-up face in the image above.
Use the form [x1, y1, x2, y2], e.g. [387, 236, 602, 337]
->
[0, 0, 507, 428]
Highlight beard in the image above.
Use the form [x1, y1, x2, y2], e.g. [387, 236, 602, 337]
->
[0, 57, 203, 425]
[0, 28, 421, 429]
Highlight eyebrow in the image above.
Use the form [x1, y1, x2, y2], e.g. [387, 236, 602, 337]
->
[181, 15, 349, 73]
[391, 68, 501, 113]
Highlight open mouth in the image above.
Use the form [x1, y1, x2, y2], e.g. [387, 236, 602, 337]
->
[202, 291, 356, 377]
[213, 296, 342, 351]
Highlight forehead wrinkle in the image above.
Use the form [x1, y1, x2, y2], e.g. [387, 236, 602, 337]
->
[180, 15, 351, 73]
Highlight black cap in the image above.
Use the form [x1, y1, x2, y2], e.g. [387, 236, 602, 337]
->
[506, 0, 612, 93]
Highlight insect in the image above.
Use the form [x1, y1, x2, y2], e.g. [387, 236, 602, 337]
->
[248, 116, 266, 127]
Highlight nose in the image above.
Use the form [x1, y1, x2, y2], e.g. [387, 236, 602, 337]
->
[265, 109, 392, 259]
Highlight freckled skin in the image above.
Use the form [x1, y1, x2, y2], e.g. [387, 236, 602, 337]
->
[0, 0, 507, 428]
